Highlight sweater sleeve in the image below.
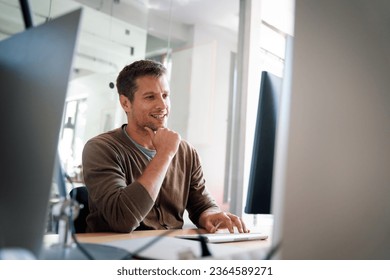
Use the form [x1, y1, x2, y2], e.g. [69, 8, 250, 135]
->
[82, 137, 154, 233]
[185, 146, 220, 227]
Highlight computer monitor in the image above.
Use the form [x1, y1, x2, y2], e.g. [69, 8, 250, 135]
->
[244, 71, 282, 215]
[0, 7, 130, 260]
[0, 9, 82, 258]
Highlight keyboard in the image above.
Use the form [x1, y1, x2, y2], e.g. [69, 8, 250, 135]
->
[175, 232, 268, 243]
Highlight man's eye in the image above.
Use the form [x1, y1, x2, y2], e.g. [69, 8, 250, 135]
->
[145, 95, 154, 99]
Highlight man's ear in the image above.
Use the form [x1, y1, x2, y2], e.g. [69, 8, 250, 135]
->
[119, 94, 131, 112]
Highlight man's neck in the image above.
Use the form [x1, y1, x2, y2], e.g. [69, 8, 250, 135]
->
[125, 124, 154, 150]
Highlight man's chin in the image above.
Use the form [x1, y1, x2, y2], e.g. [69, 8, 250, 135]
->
[145, 123, 166, 132]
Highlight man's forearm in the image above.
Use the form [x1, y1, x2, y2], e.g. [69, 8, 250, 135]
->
[137, 152, 174, 200]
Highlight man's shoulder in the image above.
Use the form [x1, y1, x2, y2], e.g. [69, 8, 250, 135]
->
[84, 126, 133, 154]
[87, 127, 124, 144]
[177, 139, 201, 159]
[178, 138, 194, 150]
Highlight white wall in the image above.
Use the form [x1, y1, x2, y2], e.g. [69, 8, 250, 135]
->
[169, 24, 238, 207]
[276, 0, 390, 259]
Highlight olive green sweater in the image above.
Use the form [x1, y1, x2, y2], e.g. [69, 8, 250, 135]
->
[82, 125, 219, 233]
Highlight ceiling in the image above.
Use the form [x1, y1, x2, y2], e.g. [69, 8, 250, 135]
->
[146, 0, 239, 32]
[75, 0, 239, 32]
[0, 0, 239, 76]
[70, 0, 240, 72]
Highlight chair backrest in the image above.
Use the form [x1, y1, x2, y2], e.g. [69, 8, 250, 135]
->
[69, 186, 89, 233]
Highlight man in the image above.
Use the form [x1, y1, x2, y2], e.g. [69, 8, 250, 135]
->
[82, 59, 248, 233]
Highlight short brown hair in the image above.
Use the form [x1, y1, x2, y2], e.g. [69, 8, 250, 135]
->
[116, 59, 167, 102]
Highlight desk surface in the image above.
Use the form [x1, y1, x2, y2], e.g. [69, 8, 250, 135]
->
[73, 227, 272, 259]
[44, 225, 272, 259]
[80, 228, 269, 244]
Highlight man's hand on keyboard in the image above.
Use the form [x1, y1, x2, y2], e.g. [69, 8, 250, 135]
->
[198, 211, 250, 234]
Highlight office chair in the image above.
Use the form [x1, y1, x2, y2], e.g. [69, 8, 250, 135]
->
[69, 186, 89, 233]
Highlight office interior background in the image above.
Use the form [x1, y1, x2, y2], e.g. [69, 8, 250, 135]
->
[1, 0, 389, 259]
[0, 0, 294, 229]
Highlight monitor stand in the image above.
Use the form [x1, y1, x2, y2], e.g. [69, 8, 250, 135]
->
[41, 198, 131, 260]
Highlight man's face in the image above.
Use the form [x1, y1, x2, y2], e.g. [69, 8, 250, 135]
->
[125, 75, 171, 132]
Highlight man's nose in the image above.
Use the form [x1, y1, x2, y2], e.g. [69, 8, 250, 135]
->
[155, 95, 167, 109]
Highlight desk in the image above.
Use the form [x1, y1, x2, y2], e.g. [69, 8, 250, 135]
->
[77, 228, 270, 247]
[72, 227, 272, 259]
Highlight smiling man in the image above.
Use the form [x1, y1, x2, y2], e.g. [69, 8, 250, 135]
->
[82, 59, 248, 234]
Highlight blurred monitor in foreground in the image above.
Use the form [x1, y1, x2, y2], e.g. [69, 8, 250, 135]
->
[0, 9, 81, 258]
[272, 0, 390, 259]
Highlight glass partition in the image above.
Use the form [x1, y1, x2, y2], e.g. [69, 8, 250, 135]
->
[0, 0, 240, 211]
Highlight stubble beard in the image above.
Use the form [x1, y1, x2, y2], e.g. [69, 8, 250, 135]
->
[144, 121, 167, 132]
[142, 115, 168, 132]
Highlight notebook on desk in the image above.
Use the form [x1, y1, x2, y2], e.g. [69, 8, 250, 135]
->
[176, 232, 269, 243]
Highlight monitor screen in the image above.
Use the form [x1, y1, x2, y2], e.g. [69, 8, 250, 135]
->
[0, 9, 81, 258]
[244, 71, 282, 215]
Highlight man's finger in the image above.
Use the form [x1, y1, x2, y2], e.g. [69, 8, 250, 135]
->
[144, 126, 155, 139]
